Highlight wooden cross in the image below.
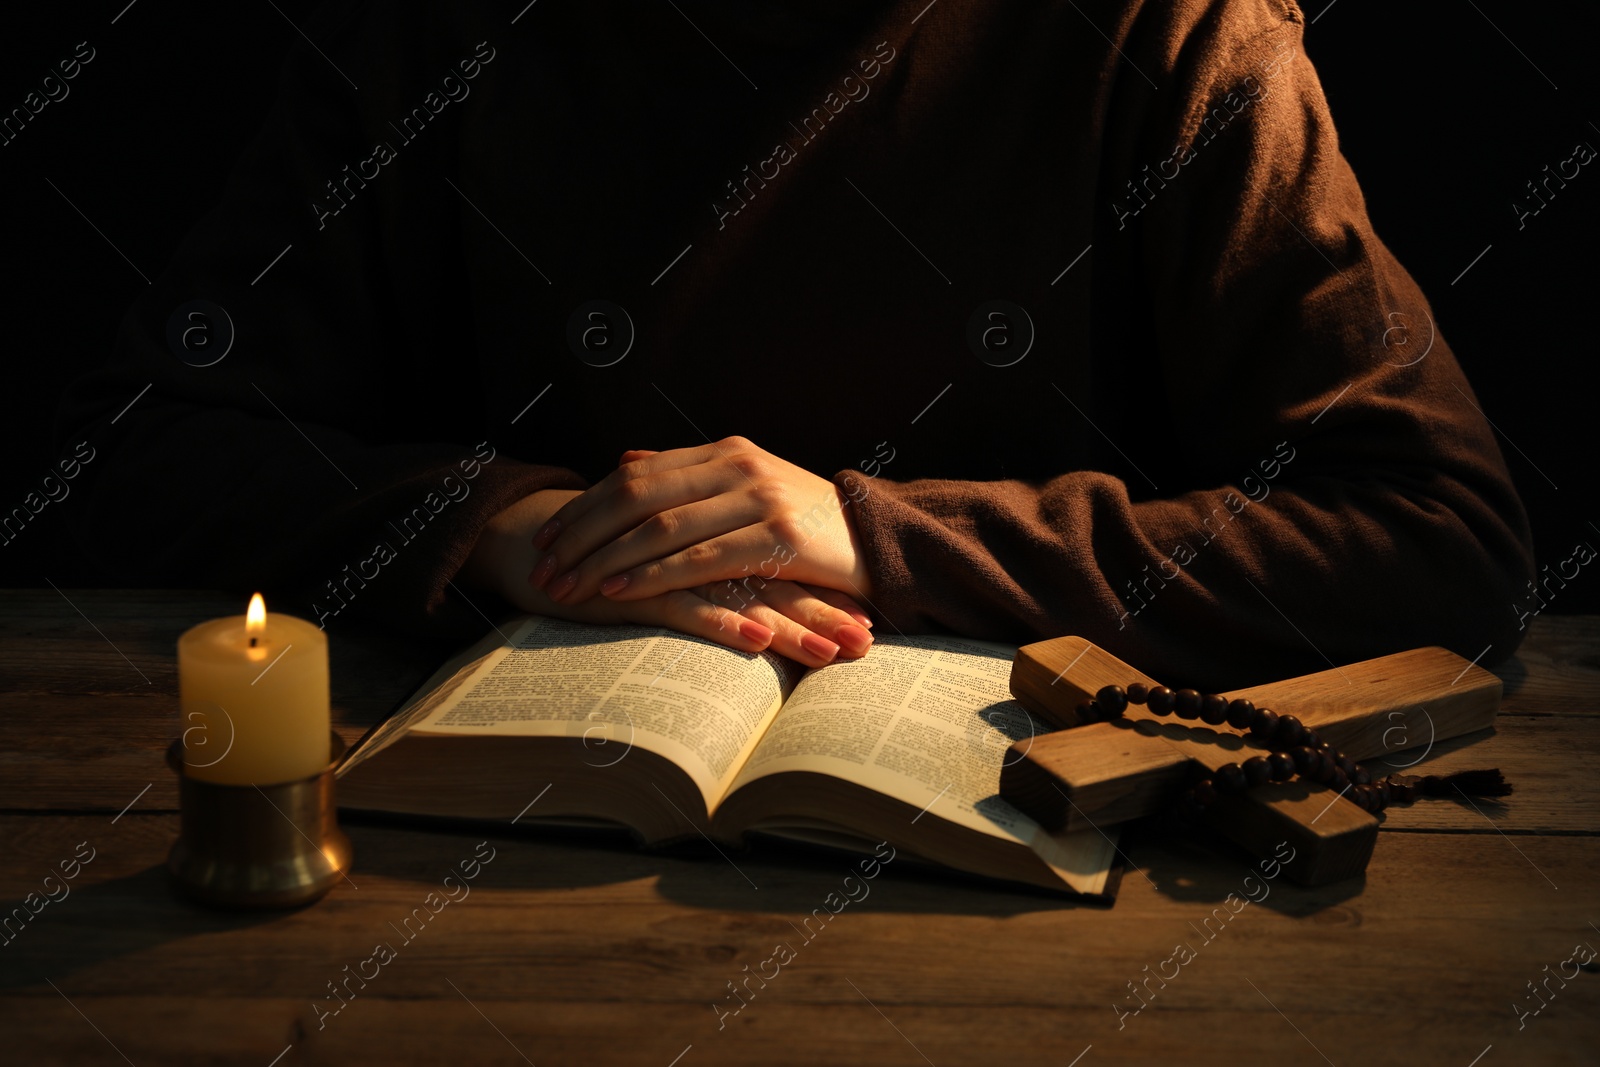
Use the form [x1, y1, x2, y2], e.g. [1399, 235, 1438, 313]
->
[998, 638, 1503, 885]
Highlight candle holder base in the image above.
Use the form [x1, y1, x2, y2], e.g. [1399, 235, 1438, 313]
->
[165, 731, 353, 910]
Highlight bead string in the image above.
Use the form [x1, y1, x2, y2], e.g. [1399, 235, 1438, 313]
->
[1077, 682, 1512, 824]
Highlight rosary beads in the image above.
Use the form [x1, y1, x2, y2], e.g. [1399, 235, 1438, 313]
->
[1076, 682, 1511, 825]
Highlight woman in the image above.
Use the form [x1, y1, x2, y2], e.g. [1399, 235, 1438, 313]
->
[58, 0, 1533, 688]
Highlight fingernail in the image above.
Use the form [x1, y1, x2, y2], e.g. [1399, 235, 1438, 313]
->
[739, 619, 773, 646]
[532, 519, 560, 550]
[853, 613, 874, 629]
[599, 574, 630, 597]
[837, 624, 873, 655]
[529, 555, 559, 589]
[801, 633, 839, 661]
[548, 571, 579, 602]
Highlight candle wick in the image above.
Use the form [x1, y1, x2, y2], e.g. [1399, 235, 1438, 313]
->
[249, 636, 258, 648]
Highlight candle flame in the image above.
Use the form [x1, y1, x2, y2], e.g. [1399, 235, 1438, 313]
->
[246, 593, 266, 638]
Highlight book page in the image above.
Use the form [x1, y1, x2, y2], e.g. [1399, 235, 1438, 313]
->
[411, 616, 797, 809]
[337, 626, 510, 773]
[723, 636, 1105, 868]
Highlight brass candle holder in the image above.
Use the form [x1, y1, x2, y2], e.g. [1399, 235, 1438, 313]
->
[165, 730, 353, 909]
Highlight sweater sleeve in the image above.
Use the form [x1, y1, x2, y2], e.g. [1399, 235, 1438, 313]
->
[836, 0, 1534, 689]
[53, 0, 584, 643]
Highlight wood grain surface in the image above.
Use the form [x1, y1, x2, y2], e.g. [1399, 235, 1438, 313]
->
[1, 591, 1596, 1065]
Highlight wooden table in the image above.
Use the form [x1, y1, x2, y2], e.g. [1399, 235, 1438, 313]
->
[2, 591, 1596, 1065]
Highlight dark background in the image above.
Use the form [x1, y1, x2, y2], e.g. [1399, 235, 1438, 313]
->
[2, 1, 1595, 611]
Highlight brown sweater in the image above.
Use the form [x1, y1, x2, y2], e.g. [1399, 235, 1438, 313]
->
[56, 0, 1534, 690]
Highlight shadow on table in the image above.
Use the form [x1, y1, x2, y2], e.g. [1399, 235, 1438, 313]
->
[1125, 827, 1368, 918]
[0, 805, 1395, 994]
[326, 810, 1404, 919]
[0, 862, 287, 991]
[337, 810, 1095, 917]
[1496, 653, 1530, 699]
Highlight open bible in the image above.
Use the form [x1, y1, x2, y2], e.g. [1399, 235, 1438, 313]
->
[337, 615, 1122, 899]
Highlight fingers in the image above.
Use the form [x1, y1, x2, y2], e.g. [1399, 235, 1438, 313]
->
[596, 524, 781, 604]
[532, 459, 741, 595]
[803, 584, 874, 631]
[546, 578, 868, 670]
[642, 589, 775, 653]
[727, 598, 839, 667]
[746, 579, 873, 659]
[545, 496, 763, 606]
[545, 583, 780, 656]
[702, 581, 856, 667]
[531, 443, 721, 553]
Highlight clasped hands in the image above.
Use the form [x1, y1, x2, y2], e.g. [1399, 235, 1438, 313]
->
[463, 437, 876, 667]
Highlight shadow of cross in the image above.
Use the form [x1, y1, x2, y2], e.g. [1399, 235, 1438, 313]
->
[998, 638, 1503, 886]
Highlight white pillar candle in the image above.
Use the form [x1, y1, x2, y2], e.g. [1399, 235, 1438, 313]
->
[178, 594, 331, 784]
